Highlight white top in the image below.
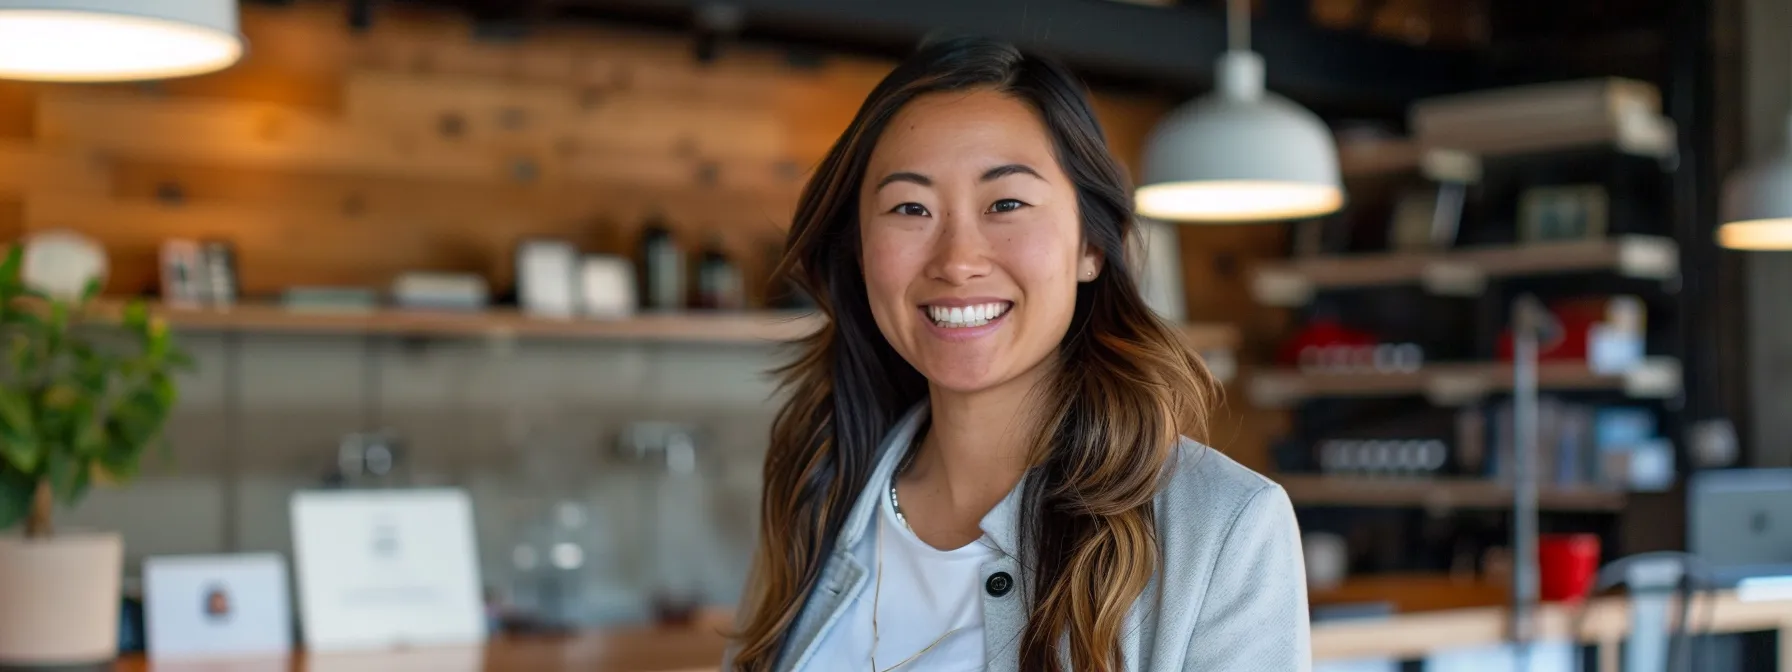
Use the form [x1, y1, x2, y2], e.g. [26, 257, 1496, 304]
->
[801, 481, 1002, 671]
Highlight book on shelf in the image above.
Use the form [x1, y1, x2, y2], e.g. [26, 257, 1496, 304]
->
[1482, 398, 1671, 492]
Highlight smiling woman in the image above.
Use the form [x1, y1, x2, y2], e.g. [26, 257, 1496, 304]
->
[726, 37, 1310, 672]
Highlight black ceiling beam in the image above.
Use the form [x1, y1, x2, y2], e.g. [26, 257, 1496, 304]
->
[554, 0, 1481, 113]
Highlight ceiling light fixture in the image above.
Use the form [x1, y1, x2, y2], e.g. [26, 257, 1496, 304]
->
[1719, 116, 1792, 251]
[1137, 0, 1343, 223]
[1718, 33, 1792, 251]
[0, 0, 244, 82]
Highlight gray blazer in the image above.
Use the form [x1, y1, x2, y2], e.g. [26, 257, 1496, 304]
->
[743, 403, 1312, 671]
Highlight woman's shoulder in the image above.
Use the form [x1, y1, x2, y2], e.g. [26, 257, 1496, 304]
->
[1153, 437, 1298, 554]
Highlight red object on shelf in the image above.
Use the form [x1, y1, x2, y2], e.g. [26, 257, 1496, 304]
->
[1496, 297, 1645, 363]
[1496, 303, 1593, 362]
[1277, 319, 1379, 366]
[1538, 533, 1602, 602]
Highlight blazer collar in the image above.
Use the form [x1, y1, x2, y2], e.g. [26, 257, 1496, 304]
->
[832, 402, 927, 554]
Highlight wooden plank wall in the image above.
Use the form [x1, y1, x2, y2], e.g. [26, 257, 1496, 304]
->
[0, 1, 1285, 467]
[0, 2, 1177, 301]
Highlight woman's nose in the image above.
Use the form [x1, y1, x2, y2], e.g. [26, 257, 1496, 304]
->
[928, 214, 993, 285]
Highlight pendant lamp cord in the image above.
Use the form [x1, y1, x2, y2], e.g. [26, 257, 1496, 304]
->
[1227, 0, 1250, 53]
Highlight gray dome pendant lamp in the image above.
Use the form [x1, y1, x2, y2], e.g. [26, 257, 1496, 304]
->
[1136, 0, 1344, 223]
[1718, 38, 1792, 250]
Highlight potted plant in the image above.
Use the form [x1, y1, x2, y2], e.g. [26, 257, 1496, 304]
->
[0, 245, 189, 669]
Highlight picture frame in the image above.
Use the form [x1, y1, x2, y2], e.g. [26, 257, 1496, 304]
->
[143, 553, 293, 661]
[290, 489, 486, 652]
[1518, 184, 1609, 243]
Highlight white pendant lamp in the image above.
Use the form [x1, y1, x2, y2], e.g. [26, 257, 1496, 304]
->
[1137, 0, 1343, 223]
[1718, 64, 1792, 252]
[0, 0, 243, 82]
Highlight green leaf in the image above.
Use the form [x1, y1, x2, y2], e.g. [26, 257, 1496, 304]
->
[167, 350, 197, 371]
[0, 309, 41, 329]
[73, 413, 105, 458]
[98, 442, 141, 482]
[0, 246, 21, 286]
[151, 373, 176, 409]
[121, 301, 148, 331]
[0, 390, 32, 428]
[45, 452, 78, 505]
[0, 428, 36, 474]
[78, 277, 101, 305]
[41, 383, 80, 411]
[54, 460, 90, 507]
[44, 300, 66, 352]
[0, 468, 32, 531]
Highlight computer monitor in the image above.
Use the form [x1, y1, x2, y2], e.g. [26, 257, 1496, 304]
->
[1687, 468, 1792, 587]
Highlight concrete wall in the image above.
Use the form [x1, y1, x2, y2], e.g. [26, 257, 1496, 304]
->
[56, 332, 781, 626]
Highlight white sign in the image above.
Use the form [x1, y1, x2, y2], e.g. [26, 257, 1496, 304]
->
[143, 553, 293, 660]
[290, 489, 487, 652]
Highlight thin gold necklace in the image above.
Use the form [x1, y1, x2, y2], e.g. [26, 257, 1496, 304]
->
[871, 455, 963, 671]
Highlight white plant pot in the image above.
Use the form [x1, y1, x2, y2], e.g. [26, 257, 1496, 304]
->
[0, 532, 122, 669]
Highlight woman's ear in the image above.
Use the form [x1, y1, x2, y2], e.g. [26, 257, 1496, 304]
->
[1077, 245, 1104, 283]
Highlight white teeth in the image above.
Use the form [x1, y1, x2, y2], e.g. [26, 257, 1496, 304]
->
[924, 302, 1011, 328]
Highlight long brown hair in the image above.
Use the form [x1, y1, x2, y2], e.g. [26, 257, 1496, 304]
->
[731, 37, 1217, 671]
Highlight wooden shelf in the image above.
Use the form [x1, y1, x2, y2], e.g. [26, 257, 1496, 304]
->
[1277, 475, 1627, 512]
[1247, 358, 1682, 407]
[1251, 236, 1679, 306]
[1338, 135, 1426, 178]
[1338, 138, 1480, 183]
[94, 302, 1242, 359]
[96, 302, 822, 345]
[1338, 110, 1678, 179]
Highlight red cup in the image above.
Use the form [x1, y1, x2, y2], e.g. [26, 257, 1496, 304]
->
[1538, 533, 1601, 602]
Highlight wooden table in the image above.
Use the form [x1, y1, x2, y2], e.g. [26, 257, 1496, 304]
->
[113, 592, 1792, 671]
[1313, 590, 1792, 670]
[112, 628, 727, 672]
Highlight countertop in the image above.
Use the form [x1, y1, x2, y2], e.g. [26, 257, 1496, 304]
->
[113, 591, 1792, 671]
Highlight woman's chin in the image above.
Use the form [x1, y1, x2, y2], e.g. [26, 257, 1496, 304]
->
[915, 353, 1037, 396]
[915, 360, 1003, 395]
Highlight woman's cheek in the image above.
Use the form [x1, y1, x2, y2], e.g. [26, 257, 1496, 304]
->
[859, 229, 920, 308]
[993, 227, 1077, 287]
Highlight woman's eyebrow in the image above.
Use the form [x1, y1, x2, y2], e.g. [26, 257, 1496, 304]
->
[876, 171, 932, 190]
[982, 163, 1044, 182]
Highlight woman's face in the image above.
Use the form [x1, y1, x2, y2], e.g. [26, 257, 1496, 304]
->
[858, 89, 1099, 395]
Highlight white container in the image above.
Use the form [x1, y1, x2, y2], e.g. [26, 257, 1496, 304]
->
[0, 531, 123, 666]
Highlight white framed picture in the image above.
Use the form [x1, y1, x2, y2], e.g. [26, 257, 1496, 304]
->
[290, 489, 486, 652]
[143, 553, 293, 661]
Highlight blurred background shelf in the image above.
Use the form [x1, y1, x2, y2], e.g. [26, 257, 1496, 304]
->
[98, 301, 824, 345]
[1248, 358, 1682, 407]
[1251, 236, 1679, 306]
[1276, 475, 1627, 512]
[93, 301, 1242, 355]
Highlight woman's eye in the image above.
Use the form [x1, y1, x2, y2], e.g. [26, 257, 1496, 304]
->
[891, 203, 931, 217]
[988, 199, 1028, 214]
